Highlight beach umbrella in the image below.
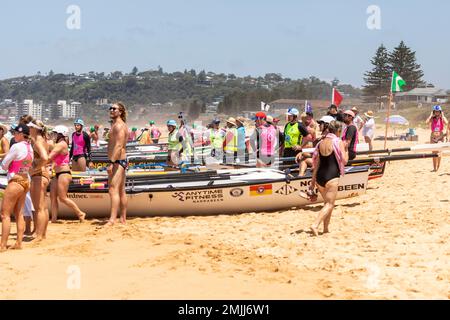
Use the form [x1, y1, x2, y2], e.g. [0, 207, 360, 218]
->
[385, 115, 409, 125]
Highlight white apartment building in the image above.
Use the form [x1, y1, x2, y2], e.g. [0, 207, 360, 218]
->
[16, 99, 43, 120]
[59, 100, 81, 119]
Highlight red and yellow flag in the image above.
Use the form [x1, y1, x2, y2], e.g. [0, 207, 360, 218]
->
[250, 184, 273, 196]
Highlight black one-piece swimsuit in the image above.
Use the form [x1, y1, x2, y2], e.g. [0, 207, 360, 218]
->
[316, 152, 340, 188]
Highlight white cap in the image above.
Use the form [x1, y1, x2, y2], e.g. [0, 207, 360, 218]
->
[318, 116, 335, 124]
[52, 125, 69, 136]
[286, 108, 300, 116]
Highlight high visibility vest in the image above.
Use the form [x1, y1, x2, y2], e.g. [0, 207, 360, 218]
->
[224, 127, 238, 153]
[168, 130, 181, 151]
[284, 122, 302, 148]
[210, 129, 224, 150]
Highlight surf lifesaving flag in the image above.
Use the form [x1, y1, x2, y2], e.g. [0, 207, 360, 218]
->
[332, 88, 343, 106]
[391, 71, 406, 93]
[250, 184, 273, 196]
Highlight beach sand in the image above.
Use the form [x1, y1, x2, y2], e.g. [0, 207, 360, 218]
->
[0, 127, 449, 300]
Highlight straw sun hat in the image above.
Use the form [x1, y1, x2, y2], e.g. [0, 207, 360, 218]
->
[364, 110, 374, 118]
[226, 117, 237, 126]
[235, 117, 246, 126]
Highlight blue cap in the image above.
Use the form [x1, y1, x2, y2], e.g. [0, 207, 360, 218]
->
[212, 118, 221, 124]
[74, 119, 85, 126]
[433, 105, 442, 112]
[167, 120, 177, 127]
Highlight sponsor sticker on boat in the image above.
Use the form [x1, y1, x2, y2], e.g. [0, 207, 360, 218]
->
[230, 188, 244, 197]
[275, 184, 298, 196]
[68, 193, 88, 199]
[172, 189, 224, 203]
[250, 184, 272, 196]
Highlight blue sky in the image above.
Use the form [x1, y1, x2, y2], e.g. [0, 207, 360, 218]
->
[0, 0, 449, 88]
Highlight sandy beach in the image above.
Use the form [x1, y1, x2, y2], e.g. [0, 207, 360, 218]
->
[0, 127, 449, 300]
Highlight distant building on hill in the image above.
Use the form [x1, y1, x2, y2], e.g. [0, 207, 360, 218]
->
[43, 104, 61, 121]
[59, 100, 81, 119]
[16, 99, 43, 120]
[395, 88, 449, 104]
[269, 99, 331, 114]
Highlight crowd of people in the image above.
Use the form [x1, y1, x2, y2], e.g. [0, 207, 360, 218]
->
[0, 103, 129, 251]
[0, 101, 448, 247]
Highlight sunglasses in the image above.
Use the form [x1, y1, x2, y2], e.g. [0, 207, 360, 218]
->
[109, 107, 118, 111]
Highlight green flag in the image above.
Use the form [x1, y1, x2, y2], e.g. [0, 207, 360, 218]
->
[391, 71, 406, 92]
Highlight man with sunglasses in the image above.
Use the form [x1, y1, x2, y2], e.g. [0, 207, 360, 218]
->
[106, 103, 129, 226]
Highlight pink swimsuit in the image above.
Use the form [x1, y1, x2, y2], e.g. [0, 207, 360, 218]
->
[54, 152, 70, 167]
[431, 117, 444, 133]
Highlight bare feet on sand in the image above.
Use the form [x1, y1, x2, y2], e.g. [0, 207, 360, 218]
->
[78, 212, 86, 222]
[104, 220, 115, 227]
[35, 236, 45, 242]
[10, 243, 22, 250]
[310, 225, 319, 237]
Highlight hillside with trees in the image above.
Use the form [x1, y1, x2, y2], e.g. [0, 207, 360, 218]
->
[0, 68, 362, 116]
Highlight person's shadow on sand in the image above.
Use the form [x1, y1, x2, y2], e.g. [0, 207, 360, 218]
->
[291, 229, 325, 236]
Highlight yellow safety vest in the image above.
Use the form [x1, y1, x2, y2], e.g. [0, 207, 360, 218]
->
[168, 130, 181, 151]
[210, 129, 224, 150]
[224, 127, 238, 152]
[284, 122, 303, 148]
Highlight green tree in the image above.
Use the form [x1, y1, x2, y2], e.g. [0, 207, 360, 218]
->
[363, 44, 391, 99]
[131, 66, 138, 75]
[198, 70, 206, 82]
[389, 41, 425, 91]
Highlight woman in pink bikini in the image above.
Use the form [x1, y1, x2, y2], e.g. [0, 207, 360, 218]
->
[1, 124, 34, 251]
[426, 105, 448, 172]
[48, 126, 86, 222]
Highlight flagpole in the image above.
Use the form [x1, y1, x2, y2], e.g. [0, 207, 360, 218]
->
[384, 72, 394, 149]
[332, 87, 335, 105]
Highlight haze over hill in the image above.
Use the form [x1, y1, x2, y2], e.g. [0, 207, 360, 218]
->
[1, 1, 450, 88]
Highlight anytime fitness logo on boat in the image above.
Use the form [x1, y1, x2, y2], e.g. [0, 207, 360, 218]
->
[172, 190, 224, 203]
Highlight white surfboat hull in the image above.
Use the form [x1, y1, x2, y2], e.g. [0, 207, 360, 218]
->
[0, 167, 369, 218]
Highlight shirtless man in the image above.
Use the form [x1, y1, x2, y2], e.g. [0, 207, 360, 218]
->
[106, 102, 129, 225]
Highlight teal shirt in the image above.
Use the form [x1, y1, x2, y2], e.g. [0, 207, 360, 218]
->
[237, 126, 246, 151]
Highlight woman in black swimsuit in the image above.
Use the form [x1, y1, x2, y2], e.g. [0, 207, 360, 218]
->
[308, 121, 348, 236]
